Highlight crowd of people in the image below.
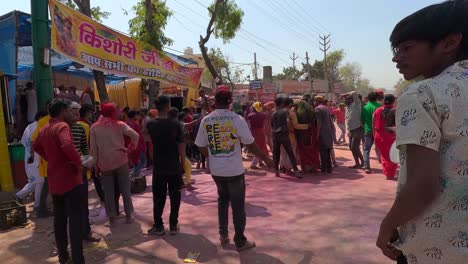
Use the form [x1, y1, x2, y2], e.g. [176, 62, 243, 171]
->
[13, 82, 399, 263]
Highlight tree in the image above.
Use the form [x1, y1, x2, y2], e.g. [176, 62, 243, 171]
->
[394, 78, 414, 95]
[274, 66, 301, 81]
[339, 62, 363, 91]
[60, 0, 110, 22]
[324, 50, 345, 82]
[199, 0, 244, 85]
[128, 0, 173, 108]
[60, 0, 111, 102]
[355, 78, 374, 95]
[206, 48, 245, 89]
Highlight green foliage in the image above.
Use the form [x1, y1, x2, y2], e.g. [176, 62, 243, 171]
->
[128, 0, 173, 50]
[325, 49, 345, 81]
[274, 66, 301, 80]
[339, 62, 362, 91]
[59, 0, 110, 22]
[209, 0, 244, 43]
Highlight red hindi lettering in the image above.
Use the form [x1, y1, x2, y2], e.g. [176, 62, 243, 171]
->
[123, 41, 137, 60]
[79, 22, 102, 48]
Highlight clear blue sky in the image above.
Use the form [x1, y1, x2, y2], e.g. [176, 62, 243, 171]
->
[3, 0, 439, 89]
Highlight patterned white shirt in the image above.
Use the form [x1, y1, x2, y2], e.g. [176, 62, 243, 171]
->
[395, 60, 468, 263]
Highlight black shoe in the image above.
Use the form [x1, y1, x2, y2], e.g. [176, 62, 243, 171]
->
[148, 226, 165, 236]
[169, 225, 180, 235]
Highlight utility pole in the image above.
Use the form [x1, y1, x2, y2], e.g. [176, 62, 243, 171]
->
[320, 34, 331, 93]
[31, 0, 53, 111]
[254, 52, 258, 80]
[253, 52, 258, 100]
[305, 51, 313, 94]
[290, 52, 299, 73]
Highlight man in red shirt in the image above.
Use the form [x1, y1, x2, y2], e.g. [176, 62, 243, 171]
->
[334, 103, 347, 144]
[34, 98, 84, 264]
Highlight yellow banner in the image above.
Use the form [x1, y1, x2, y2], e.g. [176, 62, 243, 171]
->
[49, 0, 204, 88]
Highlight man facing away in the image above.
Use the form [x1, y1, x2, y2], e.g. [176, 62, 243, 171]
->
[147, 96, 185, 236]
[314, 96, 334, 174]
[377, 1, 468, 263]
[70, 102, 101, 243]
[271, 97, 301, 178]
[195, 87, 273, 251]
[33, 98, 84, 264]
[361, 91, 382, 173]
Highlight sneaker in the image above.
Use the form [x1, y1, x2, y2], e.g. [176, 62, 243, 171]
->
[275, 171, 281, 178]
[365, 168, 372, 174]
[220, 236, 230, 246]
[148, 226, 166, 236]
[250, 165, 260, 170]
[169, 225, 180, 235]
[236, 240, 256, 252]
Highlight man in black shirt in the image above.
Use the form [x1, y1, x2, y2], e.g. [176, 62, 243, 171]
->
[271, 97, 301, 178]
[147, 96, 185, 236]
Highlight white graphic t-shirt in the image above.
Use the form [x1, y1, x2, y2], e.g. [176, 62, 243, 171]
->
[395, 60, 468, 263]
[195, 109, 254, 177]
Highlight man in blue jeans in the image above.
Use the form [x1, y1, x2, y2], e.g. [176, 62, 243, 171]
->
[361, 92, 381, 173]
[195, 87, 273, 251]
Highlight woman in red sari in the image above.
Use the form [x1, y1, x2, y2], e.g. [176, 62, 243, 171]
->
[373, 94, 398, 179]
[247, 102, 269, 169]
[294, 100, 320, 172]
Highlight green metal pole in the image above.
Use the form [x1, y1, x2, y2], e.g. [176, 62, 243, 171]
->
[31, 0, 53, 111]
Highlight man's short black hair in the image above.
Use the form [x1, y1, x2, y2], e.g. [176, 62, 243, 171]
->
[195, 107, 202, 114]
[79, 104, 94, 118]
[35, 110, 48, 121]
[275, 97, 284, 107]
[127, 109, 139, 119]
[155, 96, 170, 111]
[48, 98, 71, 118]
[168, 107, 179, 120]
[390, 0, 468, 60]
[182, 107, 189, 113]
[284, 97, 294, 106]
[384, 94, 396, 105]
[215, 89, 232, 107]
[368, 92, 378, 102]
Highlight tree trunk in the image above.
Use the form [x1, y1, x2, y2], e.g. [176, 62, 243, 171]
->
[93, 70, 108, 102]
[147, 79, 159, 109]
[200, 43, 222, 85]
[199, 0, 224, 86]
[76, 0, 109, 103]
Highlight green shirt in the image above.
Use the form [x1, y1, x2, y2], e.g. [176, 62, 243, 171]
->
[361, 101, 381, 134]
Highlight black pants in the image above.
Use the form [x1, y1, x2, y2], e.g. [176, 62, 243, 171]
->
[80, 172, 91, 239]
[212, 174, 247, 248]
[349, 127, 364, 166]
[52, 186, 84, 264]
[273, 136, 298, 172]
[319, 146, 332, 173]
[91, 170, 105, 202]
[37, 178, 49, 216]
[152, 173, 182, 229]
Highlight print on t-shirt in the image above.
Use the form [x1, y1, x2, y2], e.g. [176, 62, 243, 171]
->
[206, 116, 238, 156]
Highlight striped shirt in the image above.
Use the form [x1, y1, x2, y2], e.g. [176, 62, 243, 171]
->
[71, 123, 88, 156]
